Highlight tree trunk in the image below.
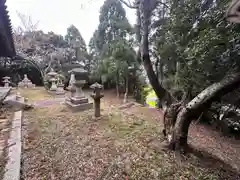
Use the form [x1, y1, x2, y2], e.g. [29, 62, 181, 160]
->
[141, 0, 170, 102]
[174, 62, 180, 86]
[168, 72, 240, 150]
[123, 76, 129, 103]
[116, 75, 120, 98]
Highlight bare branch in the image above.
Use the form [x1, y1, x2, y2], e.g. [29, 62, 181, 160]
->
[16, 11, 39, 32]
[157, 0, 169, 9]
[119, 0, 137, 9]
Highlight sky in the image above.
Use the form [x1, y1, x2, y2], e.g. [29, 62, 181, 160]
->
[6, 0, 136, 44]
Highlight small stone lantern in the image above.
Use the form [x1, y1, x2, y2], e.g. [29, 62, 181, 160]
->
[47, 69, 58, 92]
[2, 76, 10, 87]
[49, 77, 58, 91]
[47, 68, 58, 78]
[90, 82, 104, 118]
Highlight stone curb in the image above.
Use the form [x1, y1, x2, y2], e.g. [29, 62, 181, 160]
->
[3, 97, 24, 180]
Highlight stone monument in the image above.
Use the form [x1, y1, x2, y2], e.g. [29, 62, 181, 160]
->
[65, 68, 93, 111]
[2, 76, 10, 87]
[90, 82, 104, 117]
[18, 74, 35, 88]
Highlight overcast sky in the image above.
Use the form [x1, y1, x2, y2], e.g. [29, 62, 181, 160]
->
[6, 0, 136, 44]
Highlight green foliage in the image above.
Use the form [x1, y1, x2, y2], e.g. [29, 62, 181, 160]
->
[134, 70, 148, 104]
[89, 0, 139, 94]
[152, 0, 240, 96]
[65, 25, 87, 51]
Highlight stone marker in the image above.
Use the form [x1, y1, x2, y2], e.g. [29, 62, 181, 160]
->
[90, 82, 104, 117]
[2, 76, 10, 87]
[66, 68, 93, 111]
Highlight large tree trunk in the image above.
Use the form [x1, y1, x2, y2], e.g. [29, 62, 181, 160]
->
[141, 0, 171, 103]
[167, 72, 240, 150]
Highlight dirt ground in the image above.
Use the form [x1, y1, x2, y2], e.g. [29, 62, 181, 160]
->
[20, 88, 240, 180]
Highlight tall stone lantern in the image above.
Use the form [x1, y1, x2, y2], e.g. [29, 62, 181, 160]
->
[65, 68, 93, 111]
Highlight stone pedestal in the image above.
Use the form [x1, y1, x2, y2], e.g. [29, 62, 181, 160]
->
[66, 97, 93, 112]
[65, 69, 93, 112]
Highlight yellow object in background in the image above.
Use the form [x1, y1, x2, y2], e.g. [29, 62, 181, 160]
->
[145, 87, 158, 108]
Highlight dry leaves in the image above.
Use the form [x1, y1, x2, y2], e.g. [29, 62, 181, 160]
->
[20, 89, 240, 180]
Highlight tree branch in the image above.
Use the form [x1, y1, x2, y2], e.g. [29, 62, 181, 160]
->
[119, 0, 137, 9]
[157, 0, 169, 9]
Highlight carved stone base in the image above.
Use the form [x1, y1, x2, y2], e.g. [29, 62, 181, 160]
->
[65, 100, 93, 112]
[70, 97, 88, 104]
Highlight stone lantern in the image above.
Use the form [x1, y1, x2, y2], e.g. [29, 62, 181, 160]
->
[90, 82, 104, 117]
[47, 69, 58, 92]
[2, 76, 10, 87]
[65, 68, 93, 111]
[49, 77, 58, 91]
[47, 68, 58, 78]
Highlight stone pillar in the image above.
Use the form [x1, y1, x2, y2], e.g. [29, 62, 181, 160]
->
[90, 82, 104, 117]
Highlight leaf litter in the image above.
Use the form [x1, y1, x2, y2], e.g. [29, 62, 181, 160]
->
[20, 89, 240, 180]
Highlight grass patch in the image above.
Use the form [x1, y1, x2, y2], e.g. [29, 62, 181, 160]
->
[17, 87, 52, 101]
